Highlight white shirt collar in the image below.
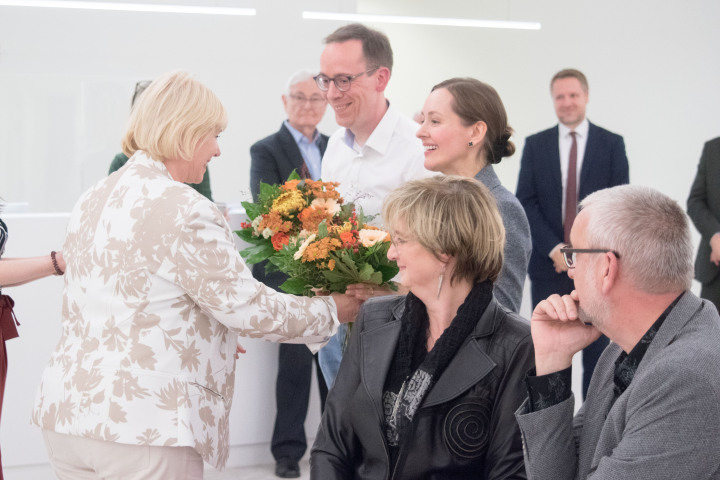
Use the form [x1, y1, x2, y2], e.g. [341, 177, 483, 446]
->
[343, 101, 398, 155]
[558, 117, 589, 138]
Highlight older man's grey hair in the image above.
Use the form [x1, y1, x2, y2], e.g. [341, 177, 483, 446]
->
[580, 185, 693, 294]
[285, 69, 318, 96]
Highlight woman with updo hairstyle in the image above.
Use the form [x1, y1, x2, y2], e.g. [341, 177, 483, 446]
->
[311, 175, 533, 479]
[416, 77, 531, 313]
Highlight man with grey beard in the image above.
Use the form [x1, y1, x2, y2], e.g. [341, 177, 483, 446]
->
[515, 184, 720, 480]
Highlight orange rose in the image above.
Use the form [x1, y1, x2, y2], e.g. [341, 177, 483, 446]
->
[271, 232, 290, 251]
[339, 231, 356, 244]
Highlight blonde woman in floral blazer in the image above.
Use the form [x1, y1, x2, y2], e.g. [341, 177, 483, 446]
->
[31, 71, 360, 480]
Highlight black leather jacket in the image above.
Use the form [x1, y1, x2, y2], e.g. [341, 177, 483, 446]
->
[311, 295, 534, 479]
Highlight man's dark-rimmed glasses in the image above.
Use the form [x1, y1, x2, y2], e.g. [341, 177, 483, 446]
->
[560, 247, 621, 269]
[313, 67, 378, 92]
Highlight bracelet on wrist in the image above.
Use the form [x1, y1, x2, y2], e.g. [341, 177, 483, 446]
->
[51, 251, 64, 276]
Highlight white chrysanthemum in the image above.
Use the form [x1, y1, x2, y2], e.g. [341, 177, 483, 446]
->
[251, 216, 262, 233]
[262, 228, 273, 239]
[294, 234, 317, 260]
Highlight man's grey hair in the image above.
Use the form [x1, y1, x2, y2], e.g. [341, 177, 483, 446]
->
[284, 68, 318, 96]
[580, 185, 693, 294]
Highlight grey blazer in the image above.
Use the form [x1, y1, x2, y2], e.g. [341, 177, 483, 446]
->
[515, 292, 720, 479]
[475, 165, 531, 313]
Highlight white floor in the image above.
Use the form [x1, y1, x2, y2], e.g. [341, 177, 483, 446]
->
[206, 458, 310, 480]
[5, 458, 311, 480]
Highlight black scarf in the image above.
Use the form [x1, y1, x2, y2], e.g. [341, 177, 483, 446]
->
[382, 280, 494, 468]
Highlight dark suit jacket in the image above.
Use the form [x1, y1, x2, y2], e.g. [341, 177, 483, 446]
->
[311, 295, 533, 480]
[516, 292, 720, 479]
[249, 123, 329, 290]
[687, 136, 720, 285]
[516, 122, 629, 281]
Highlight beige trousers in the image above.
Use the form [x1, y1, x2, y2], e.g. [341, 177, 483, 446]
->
[42, 430, 204, 480]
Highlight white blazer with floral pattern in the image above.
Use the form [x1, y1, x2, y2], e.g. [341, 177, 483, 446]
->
[32, 152, 338, 469]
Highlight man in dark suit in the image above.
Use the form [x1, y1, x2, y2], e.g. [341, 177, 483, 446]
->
[516, 68, 629, 398]
[515, 185, 720, 480]
[249, 69, 329, 479]
[687, 136, 720, 311]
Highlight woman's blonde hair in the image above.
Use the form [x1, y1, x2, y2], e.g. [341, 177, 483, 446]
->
[122, 71, 227, 162]
[382, 175, 505, 285]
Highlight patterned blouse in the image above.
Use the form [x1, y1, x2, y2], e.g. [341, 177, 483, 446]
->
[31, 152, 339, 469]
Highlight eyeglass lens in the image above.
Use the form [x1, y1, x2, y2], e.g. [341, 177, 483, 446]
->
[564, 251, 576, 267]
[315, 75, 352, 92]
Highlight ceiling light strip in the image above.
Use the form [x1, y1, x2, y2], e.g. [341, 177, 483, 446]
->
[0, 1, 256, 16]
[302, 11, 540, 30]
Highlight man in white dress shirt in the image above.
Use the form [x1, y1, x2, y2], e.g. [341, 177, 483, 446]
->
[314, 23, 433, 387]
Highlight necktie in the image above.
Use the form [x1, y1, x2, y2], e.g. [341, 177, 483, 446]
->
[564, 131, 578, 243]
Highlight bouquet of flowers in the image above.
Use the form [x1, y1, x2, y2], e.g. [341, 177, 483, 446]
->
[236, 172, 398, 297]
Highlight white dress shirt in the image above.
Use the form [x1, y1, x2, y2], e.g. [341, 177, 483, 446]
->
[321, 103, 434, 225]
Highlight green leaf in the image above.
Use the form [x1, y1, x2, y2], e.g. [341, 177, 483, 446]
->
[357, 263, 379, 283]
[239, 243, 276, 264]
[279, 276, 311, 295]
[235, 228, 260, 243]
[241, 201, 264, 220]
[334, 253, 360, 276]
[378, 264, 400, 283]
[322, 269, 351, 283]
[287, 170, 301, 181]
[317, 220, 329, 239]
[264, 261, 280, 274]
[258, 181, 280, 207]
[340, 202, 355, 219]
[355, 205, 377, 226]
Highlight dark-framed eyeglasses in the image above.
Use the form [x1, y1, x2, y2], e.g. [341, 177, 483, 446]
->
[288, 94, 326, 105]
[313, 67, 378, 92]
[560, 247, 621, 269]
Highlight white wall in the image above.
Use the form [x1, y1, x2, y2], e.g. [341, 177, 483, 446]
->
[1, 0, 719, 474]
[0, 0, 350, 212]
[2, 0, 719, 213]
[366, 0, 720, 207]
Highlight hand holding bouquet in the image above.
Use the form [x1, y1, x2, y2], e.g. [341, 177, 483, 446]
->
[236, 172, 398, 296]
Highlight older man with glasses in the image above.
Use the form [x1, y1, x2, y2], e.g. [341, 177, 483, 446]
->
[314, 23, 433, 390]
[515, 184, 720, 479]
[249, 68, 330, 479]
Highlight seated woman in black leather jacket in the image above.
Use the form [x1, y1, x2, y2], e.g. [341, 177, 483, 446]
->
[311, 175, 534, 479]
